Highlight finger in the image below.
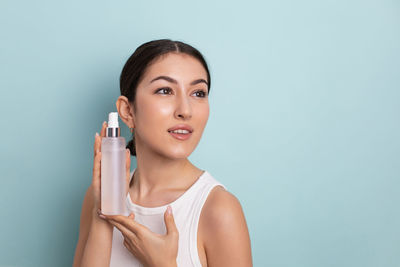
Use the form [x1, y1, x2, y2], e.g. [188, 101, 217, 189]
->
[94, 132, 100, 159]
[92, 149, 101, 185]
[126, 148, 131, 195]
[94, 121, 106, 156]
[105, 214, 141, 235]
[123, 238, 129, 250]
[164, 205, 179, 237]
[122, 236, 140, 257]
[123, 238, 130, 249]
[100, 121, 107, 137]
[98, 121, 107, 154]
[109, 219, 139, 243]
[122, 236, 138, 255]
[97, 209, 107, 220]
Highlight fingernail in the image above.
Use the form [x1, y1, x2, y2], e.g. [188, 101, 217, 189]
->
[167, 205, 172, 215]
[97, 209, 106, 219]
[103, 121, 107, 126]
[95, 132, 99, 137]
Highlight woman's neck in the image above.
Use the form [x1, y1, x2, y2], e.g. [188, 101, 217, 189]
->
[129, 149, 202, 202]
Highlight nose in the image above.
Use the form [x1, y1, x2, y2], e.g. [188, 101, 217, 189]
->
[174, 92, 192, 120]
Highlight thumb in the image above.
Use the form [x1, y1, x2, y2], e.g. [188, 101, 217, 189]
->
[164, 205, 178, 237]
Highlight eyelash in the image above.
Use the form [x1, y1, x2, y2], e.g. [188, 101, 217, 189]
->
[155, 87, 208, 98]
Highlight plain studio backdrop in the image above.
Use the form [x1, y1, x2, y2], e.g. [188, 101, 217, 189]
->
[0, 0, 399, 266]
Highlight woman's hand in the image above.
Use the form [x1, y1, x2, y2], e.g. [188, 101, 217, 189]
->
[99, 206, 179, 267]
[92, 121, 131, 215]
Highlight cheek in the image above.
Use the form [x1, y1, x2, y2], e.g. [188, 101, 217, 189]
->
[137, 97, 173, 127]
[197, 104, 210, 126]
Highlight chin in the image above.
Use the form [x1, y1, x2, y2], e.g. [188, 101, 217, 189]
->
[164, 146, 195, 159]
[168, 150, 192, 159]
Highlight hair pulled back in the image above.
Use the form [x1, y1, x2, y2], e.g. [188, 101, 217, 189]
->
[120, 39, 211, 157]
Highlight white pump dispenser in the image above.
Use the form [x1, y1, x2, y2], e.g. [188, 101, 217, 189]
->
[108, 112, 119, 128]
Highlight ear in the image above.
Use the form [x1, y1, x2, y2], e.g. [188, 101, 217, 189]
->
[116, 96, 135, 128]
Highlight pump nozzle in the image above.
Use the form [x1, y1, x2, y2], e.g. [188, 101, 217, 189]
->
[108, 112, 119, 128]
[106, 112, 120, 137]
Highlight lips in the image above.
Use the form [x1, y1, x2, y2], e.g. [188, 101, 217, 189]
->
[168, 131, 192, 140]
[167, 124, 193, 141]
[167, 124, 193, 133]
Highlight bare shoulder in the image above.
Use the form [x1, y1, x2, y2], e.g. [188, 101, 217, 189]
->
[199, 185, 253, 267]
[202, 186, 243, 225]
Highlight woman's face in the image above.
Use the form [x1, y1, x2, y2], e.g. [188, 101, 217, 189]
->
[132, 52, 210, 159]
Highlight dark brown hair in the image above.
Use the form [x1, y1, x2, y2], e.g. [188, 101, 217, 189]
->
[120, 39, 211, 157]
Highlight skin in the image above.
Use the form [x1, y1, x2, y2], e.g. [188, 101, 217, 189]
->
[73, 52, 253, 267]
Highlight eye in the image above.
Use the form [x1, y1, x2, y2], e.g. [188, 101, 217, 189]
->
[193, 90, 208, 98]
[155, 87, 172, 95]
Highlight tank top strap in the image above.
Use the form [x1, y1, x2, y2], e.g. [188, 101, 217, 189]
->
[187, 173, 227, 266]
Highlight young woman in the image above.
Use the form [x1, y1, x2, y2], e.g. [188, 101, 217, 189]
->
[73, 39, 253, 267]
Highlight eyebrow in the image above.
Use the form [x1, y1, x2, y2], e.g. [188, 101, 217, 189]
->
[150, 75, 209, 87]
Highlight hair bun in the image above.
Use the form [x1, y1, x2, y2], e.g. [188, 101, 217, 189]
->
[126, 138, 136, 157]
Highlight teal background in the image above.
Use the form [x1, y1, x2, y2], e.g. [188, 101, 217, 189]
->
[0, 0, 399, 266]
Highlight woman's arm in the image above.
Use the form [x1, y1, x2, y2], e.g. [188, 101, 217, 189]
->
[72, 186, 93, 267]
[74, 122, 132, 266]
[200, 186, 253, 267]
[72, 185, 114, 267]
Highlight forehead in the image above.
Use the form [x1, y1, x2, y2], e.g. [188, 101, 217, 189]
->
[142, 53, 208, 83]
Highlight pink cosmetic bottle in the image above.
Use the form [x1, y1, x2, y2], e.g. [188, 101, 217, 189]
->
[101, 112, 126, 215]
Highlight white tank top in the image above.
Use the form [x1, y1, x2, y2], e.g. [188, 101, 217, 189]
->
[109, 169, 227, 267]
